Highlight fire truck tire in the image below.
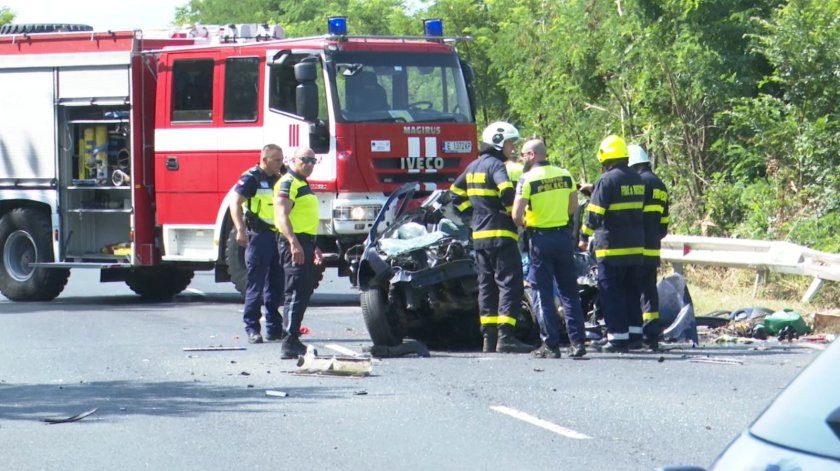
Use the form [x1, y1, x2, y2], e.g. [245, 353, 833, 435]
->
[0, 24, 93, 35]
[225, 228, 247, 296]
[125, 266, 194, 301]
[360, 285, 403, 347]
[0, 208, 70, 301]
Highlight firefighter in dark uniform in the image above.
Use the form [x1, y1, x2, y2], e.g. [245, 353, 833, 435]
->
[578, 135, 645, 353]
[450, 122, 533, 354]
[513, 139, 587, 358]
[628, 144, 669, 350]
[228, 143, 286, 344]
[274, 147, 323, 359]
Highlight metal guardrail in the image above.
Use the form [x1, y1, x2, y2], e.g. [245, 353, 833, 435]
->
[660, 235, 840, 303]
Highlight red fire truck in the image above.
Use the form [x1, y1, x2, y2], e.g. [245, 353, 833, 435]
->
[0, 19, 477, 301]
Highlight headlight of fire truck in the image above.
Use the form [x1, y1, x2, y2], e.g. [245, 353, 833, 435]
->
[333, 205, 381, 222]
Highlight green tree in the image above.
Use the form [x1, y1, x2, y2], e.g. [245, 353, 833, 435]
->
[1, 6, 14, 25]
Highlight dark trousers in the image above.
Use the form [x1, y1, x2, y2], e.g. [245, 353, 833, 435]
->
[243, 230, 284, 335]
[639, 263, 661, 341]
[279, 235, 316, 336]
[597, 262, 641, 345]
[528, 229, 585, 346]
[475, 243, 524, 330]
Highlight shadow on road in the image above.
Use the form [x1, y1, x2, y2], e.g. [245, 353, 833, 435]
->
[0, 380, 356, 422]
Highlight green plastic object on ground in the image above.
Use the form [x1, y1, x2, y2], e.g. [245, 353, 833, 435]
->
[762, 309, 811, 336]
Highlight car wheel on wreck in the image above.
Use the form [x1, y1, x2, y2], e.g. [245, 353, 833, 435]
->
[360, 284, 404, 347]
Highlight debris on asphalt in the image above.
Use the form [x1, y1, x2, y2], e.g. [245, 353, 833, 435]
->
[365, 340, 430, 358]
[354, 390, 368, 396]
[240, 371, 250, 376]
[182, 346, 247, 352]
[43, 408, 98, 424]
[688, 357, 743, 366]
[266, 390, 288, 397]
[657, 356, 665, 363]
[295, 349, 372, 376]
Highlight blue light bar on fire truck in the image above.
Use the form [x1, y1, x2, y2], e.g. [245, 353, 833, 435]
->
[327, 17, 347, 36]
[423, 19, 443, 38]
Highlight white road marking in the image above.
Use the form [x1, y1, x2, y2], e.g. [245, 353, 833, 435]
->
[490, 405, 592, 439]
[323, 343, 363, 357]
[184, 288, 206, 296]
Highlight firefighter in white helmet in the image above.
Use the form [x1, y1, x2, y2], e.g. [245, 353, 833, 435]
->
[450, 121, 534, 353]
[628, 144, 669, 350]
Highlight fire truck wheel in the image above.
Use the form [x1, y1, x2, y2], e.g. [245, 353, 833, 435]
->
[360, 284, 403, 347]
[225, 228, 247, 296]
[125, 266, 194, 301]
[0, 208, 70, 301]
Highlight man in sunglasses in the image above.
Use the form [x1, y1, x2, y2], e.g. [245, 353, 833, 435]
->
[274, 147, 323, 359]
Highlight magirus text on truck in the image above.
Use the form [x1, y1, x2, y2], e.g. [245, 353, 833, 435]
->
[0, 18, 477, 301]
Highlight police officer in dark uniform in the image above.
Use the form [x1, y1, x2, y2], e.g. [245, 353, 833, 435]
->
[578, 135, 645, 353]
[274, 147, 323, 359]
[228, 143, 286, 344]
[513, 139, 587, 358]
[628, 144, 669, 350]
[450, 122, 533, 354]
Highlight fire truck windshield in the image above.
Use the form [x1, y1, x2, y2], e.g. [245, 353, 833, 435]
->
[332, 51, 473, 124]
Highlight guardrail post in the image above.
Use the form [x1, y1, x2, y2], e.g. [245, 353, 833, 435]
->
[801, 277, 823, 304]
[752, 269, 768, 298]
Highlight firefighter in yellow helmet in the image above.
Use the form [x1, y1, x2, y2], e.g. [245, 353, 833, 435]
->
[578, 135, 645, 353]
[450, 121, 534, 353]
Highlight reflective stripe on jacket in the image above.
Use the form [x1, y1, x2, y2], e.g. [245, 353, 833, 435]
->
[275, 170, 318, 236]
[581, 164, 644, 265]
[450, 151, 517, 249]
[640, 168, 669, 262]
[236, 165, 279, 231]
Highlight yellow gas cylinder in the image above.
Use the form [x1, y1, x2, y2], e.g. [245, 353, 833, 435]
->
[94, 125, 108, 183]
[80, 127, 96, 179]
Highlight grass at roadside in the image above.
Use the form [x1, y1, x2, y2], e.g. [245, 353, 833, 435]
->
[664, 264, 838, 318]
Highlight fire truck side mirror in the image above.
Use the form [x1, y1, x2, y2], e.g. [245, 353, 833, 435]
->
[295, 61, 319, 122]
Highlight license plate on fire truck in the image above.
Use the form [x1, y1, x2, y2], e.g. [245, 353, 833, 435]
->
[442, 141, 472, 153]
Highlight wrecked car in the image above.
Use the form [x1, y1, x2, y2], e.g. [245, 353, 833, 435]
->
[349, 183, 538, 348]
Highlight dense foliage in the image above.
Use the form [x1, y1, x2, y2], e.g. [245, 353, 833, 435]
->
[3, 0, 837, 251]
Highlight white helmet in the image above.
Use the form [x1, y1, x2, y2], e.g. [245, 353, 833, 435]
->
[481, 121, 520, 150]
[627, 144, 650, 167]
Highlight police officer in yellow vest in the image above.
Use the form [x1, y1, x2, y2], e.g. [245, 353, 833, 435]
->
[229, 144, 286, 344]
[513, 139, 587, 358]
[450, 122, 534, 354]
[274, 147, 322, 359]
[578, 135, 645, 353]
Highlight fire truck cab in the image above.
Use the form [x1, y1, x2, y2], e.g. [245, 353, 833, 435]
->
[0, 19, 477, 301]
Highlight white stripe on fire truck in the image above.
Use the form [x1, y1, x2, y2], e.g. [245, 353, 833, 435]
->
[425, 137, 438, 158]
[407, 137, 421, 158]
[155, 127, 263, 152]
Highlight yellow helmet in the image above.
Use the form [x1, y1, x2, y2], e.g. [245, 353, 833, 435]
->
[597, 135, 628, 163]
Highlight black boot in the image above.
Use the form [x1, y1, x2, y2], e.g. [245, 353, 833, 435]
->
[568, 342, 587, 358]
[482, 325, 497, 353]
[496, 325, 534, 354]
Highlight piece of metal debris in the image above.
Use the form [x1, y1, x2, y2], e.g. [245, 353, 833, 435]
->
[43, 408, 98, 424]
[688, 357, 743, 365]
[266, 390, 288, 398]
[182, 346, 247, 352]
[295, 350, 372, 376]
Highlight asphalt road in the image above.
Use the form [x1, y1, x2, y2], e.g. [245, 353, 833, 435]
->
[0, 269, 824, 471]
